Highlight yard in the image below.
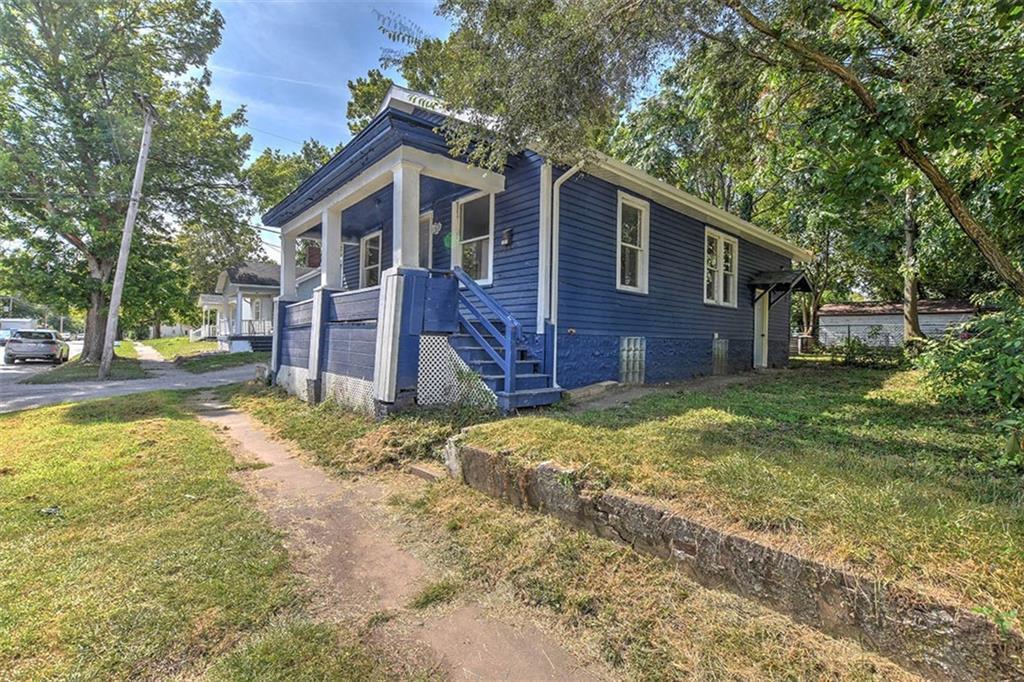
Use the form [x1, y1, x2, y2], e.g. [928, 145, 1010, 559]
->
[463, 366, 1023, 623]
[0, 393, 426, 679]
[20, 342, 146, 384]
[141, 336, 269, 373]
[222, 379, 914, 679]
[141, 335, 218, 358]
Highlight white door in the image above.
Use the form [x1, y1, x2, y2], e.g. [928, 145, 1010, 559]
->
[753, 291, 769, 368]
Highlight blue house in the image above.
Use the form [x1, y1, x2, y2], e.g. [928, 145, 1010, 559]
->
[262, 87, 812, 414]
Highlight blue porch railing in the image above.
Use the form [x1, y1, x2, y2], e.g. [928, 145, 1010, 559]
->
[451, 266, 522, 395]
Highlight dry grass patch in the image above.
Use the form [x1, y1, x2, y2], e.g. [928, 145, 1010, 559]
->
[465, 367, 1024, 623]
[220, 384, 493, 475]
[392, 480, 916, 680]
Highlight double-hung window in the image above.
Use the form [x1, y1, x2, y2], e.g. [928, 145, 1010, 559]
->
[360, 230, 381, 288]
[453, 193, 494, 284]
[704, 227, 738, 307]
[616, 191, 650, 294]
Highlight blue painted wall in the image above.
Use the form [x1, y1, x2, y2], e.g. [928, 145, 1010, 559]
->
[555, 171, 792, 389]
[280, 298, 313, 368]
[321, 289, 380, 380]
[429, 151, 544, 333]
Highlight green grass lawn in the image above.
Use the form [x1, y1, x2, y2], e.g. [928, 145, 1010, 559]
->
[464, 366, 1024, 622]
[21, 348, 147, 385]
[178, 351, 269, 374]
[142, 335, 218, 359]
[0, 392, 428, 679]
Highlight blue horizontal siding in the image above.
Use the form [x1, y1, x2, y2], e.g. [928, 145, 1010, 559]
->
[556, 170, 791, 388]
[322, 323, 377, 380]
[329, 285, 380, 321]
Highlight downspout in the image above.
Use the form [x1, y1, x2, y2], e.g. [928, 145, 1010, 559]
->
[548, 162, 584, 388]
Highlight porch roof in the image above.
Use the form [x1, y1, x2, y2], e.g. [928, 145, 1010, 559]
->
[262, 107, 482, 230]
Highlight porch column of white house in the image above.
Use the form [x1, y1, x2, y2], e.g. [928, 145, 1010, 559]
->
[220, 294, 230, 336]
[321, 206, 343, 288]
[391, 161, 421, 268]
[280, 232, 298, 298]
[234, 290, 244, 335]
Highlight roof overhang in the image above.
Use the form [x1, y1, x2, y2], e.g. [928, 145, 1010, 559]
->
[751, 269, 813, 309]
[587, 154, 813, 262]
[278, 144, 505, 237]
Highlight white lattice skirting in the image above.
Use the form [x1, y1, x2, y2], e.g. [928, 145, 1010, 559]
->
[275, 364, 309, 401]
[322, 372, 375, 415]
[417, 335, 497, 409]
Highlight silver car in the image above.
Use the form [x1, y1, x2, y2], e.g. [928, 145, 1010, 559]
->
[4, 329, 70, 364]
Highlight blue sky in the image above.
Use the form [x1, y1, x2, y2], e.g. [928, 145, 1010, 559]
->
[207, 1, 451, 258]
[209, 0, 451, 159]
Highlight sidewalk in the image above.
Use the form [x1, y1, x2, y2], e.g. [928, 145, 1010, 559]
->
[0, 346, 258, 413]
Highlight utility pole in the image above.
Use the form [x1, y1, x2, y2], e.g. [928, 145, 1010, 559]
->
[99, 94, 159, 379]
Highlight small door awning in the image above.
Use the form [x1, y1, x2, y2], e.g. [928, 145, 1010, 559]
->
[749, 269, 813, 308]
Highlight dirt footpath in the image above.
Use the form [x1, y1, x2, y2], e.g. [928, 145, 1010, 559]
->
[195, 395, 605, 681]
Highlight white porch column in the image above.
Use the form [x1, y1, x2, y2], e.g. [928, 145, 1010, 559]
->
[220, 295, 230, 335]
[235, 290, 243, 335]
[280, 232, 297, 298]
[321, 206, 342, 288]
[391, 161, 421, 268]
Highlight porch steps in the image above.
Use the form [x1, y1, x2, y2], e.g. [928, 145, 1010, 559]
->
[449, 329, 561, 412]
[249, 337, 273, 353]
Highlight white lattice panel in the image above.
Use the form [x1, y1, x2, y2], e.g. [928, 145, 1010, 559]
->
[417, 335, 497, 409]
[322, 372, 375, 415]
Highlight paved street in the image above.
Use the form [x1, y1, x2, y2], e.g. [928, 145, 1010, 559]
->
[0, 342, 258, 413]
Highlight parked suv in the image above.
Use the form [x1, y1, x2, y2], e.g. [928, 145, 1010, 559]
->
[4, 330, 70, 364]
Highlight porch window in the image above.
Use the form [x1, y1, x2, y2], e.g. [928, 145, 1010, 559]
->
[616, 192, 649, 294]
[418, 212, 433, 269]
[454, 193, 493, 284]
[704, 227, 738, 307]
[360, 230, 381, 288]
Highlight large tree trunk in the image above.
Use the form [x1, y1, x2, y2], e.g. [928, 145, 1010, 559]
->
[82, 289, 108, 363]
[81, 258, 113, 364]
[152, 318, 162, 339]
[903, 186, 924, 341]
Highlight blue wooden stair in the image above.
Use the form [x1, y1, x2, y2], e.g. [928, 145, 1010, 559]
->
[450, 268, 561, 413]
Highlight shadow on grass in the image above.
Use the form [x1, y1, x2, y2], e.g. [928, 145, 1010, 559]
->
[59, 391, 187, 425]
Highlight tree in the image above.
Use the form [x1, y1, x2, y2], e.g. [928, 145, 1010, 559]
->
[346, 36, 448, 135]
[422, 0, 1024, 296]
[0, 0, 254, 363]
[247, 139, 340, 214]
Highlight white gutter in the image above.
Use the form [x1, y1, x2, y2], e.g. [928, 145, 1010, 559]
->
[548, 162, 585, 389]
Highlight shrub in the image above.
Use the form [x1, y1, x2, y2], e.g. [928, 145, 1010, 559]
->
[917, 298, 1024, 465]
[834, 336, 910, 369]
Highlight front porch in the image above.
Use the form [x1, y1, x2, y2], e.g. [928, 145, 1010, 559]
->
[193, 286, 276, 352]
[267, 144, 559, 414]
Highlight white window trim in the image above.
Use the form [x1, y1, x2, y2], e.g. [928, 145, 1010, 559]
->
[703, 226, 739, 308]
[451, 191, 495, 286]
[615, 191, 650, 294]
[359, 229, 382, 289]
[418, 210, 434, 269]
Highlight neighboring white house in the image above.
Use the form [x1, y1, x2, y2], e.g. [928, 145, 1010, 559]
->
[193, 262, 315, 352]
[817, 299, 982, 347]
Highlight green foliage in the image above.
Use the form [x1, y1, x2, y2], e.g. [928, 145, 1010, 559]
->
[833, 337, 911, 370]
[416, 0, 1024, 294]
[917, 299, 1024, 462]
[0, 0, 257, 358]
[246, 139, 341, 215]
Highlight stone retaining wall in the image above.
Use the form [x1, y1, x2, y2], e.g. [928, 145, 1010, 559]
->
[443, 442, 1024, 681]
